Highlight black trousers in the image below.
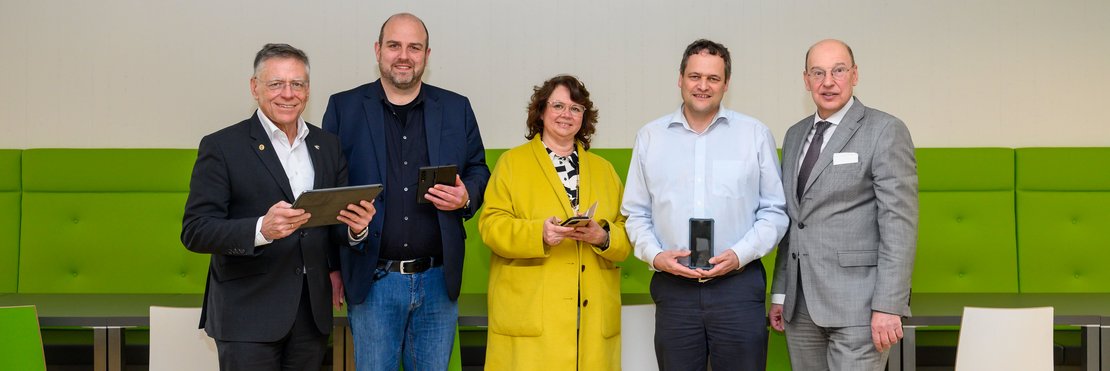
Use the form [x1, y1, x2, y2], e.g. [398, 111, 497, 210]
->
[215, 277, 328, 371]
[650, 261, 769, 371]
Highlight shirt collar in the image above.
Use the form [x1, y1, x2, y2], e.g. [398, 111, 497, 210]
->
[256, 108, 309, 144]
[540, 135, 579, 159]
[813, 97, 855, 127]
[667, 105, 729, 133]
[376, 79, 425, 107]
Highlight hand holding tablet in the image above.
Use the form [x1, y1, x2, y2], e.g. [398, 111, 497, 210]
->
[292, 184, 383, 228]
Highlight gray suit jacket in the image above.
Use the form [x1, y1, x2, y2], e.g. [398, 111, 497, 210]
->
[771, 98, 917, 327]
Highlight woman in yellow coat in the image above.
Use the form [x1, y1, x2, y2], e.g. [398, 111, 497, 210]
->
[479, 75, 632, 370]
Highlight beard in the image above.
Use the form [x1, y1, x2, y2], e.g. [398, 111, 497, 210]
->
[381, 63, 423, 90]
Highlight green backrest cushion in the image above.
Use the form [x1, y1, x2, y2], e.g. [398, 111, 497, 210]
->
[10, 146, 1064, 298]
[590, 149, 656, 294]
[460, 149, 506, 294]
[913, 148, 1017, 293]
[18, 149, 208, 294]
[0, 305, 46, 371]
[1016, 148, 1110, 292]
[0, 150, 20, 293]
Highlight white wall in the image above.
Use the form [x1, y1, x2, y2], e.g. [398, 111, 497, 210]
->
[2, 0, 1108, 149]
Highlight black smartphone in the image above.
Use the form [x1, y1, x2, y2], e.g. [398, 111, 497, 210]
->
[559, 216, 591, 227]
[688, 218, 714, 269]
[417, 165, 458, 204]
[559, 201, 598, 227]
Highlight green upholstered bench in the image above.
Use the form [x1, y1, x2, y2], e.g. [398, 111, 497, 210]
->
[909, 148, 1019, 366]
[914, 148, 1018, 293]
[11, 146, 1109, 370]
[15, 149, 206, 367]
[1017, 148, 1110, 292]
[0, 150, 20, 294]
[18, 149, 206, 294]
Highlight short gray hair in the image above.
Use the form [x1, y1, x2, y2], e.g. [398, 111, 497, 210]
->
[253, 43, 310, 77]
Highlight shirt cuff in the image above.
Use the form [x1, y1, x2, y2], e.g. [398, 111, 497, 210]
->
[254, 217, 273, 247]
[348, 227, 368, 245]
[643, 247, 664, 271]
[771, 294, 786, 305]
[593, 234, 610, 251]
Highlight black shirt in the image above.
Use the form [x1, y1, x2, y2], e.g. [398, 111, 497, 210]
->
[378, 86, 443, 260]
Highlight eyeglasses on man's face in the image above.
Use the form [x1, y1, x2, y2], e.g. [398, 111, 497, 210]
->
[258, 79, 309, 92]
[547, 101, 586, 116]
[807, 65, 854, 82]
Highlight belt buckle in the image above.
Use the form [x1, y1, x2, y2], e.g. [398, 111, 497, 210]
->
[398, 259, 417, 275]
[697, 277, 713, 283]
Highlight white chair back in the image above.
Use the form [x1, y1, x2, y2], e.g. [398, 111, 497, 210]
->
[149, 306, 219, 371]
[954, 306, 1053, 371]
[621, 304, 659, 371]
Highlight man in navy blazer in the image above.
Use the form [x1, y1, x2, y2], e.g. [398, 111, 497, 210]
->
[322, 13, 489, 371]
[182, 43, 376, 370]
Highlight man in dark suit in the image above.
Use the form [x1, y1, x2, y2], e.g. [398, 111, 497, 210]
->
[182, 43, 376, 370]
[322, 13, 490, 371]
[769, 39, 918, 370]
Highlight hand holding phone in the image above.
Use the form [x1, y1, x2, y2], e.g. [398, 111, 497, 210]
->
[688, 218, 714, 269]
[417, 165, 458, 204]
[559, 201, 598, 227]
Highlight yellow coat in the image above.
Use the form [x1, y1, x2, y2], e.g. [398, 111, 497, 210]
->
[479, 137, 631, 371]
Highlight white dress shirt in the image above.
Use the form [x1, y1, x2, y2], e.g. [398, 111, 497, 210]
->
[795, 97, 855, 175]
[622, 105, 789, 271]
[253, 108, 314, 246]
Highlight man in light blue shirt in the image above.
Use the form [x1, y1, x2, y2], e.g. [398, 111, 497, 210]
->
[622, 39, 788, 371]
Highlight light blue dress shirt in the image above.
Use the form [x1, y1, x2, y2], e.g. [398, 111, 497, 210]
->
[622, 106, 789, 270]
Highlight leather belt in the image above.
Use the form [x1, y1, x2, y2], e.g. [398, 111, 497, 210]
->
[377, 257, 442, 275]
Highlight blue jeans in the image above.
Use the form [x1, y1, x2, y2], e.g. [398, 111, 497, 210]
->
[347, 266, 458, 371]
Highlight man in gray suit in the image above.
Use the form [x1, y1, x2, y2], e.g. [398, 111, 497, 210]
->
[769, 39, 917, 370]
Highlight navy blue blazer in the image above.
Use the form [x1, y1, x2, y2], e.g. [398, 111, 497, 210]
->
[322, 80, 490, 302]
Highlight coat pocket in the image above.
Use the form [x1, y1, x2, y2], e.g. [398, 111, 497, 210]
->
[213, 255, 269, 282]
[489, 264, 544, 337]
[837, 250, 879, 267]
[598, 266, 622, 339]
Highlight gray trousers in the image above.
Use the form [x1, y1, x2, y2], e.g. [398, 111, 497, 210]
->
[783, 280, 888, 371]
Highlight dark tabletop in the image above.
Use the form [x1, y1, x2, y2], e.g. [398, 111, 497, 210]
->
[9, 292, 1103, 328]
[0, 293, 655, 328]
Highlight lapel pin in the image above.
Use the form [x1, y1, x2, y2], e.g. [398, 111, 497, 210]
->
[258, 144, 265, 151]
[314, 145, 320, 150]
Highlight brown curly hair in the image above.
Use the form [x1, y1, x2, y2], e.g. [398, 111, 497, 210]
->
[524, 75, 599, 150]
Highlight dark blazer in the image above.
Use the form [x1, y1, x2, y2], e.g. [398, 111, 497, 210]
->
[771, 98, 918, 328]
[181, 113, 348, 341]
[322, 80, 490, 302]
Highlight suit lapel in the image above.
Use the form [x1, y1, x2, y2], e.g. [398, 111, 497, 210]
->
[305, 129, 325, 189]
[576, 143, 592, 216]
[784, 117, 812, 208]
[529, 137, 576, 218]
[800, 100, 865, 198]
[249, 114, 295, 201]
[424, 93, 443, 165]
[361, 85, 389, 185]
